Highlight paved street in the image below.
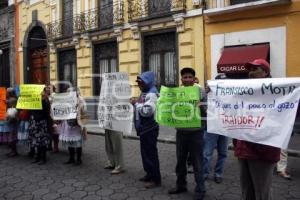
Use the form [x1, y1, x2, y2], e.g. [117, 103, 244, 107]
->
[0, 134, 299, 200]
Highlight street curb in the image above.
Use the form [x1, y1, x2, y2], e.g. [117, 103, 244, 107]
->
[88, 131, 300, 157]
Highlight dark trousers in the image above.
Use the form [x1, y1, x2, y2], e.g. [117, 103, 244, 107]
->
[68, 147, 82, 162]
[139, 128, 161, 184]
[239, 159, 275, 200]
[176, 130, 206, 194]
[36, 146, 47, 162]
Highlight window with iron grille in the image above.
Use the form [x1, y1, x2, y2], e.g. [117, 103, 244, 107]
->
[62, 0, 73, 37]
[58, 49, 77, 92]
[98, 0, 114, 29]
[143, 32, 178, 88]
[148, 0, 172, 17]
[93, 41, 118, 95]
[0, 48, 10, 87]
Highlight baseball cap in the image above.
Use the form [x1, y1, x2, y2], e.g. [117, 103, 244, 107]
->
[245, 59, 270, 75]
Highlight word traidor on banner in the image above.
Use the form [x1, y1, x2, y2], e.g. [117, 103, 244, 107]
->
[16, 84, 45, 110]
[0, 87, 6, 120]
[156, 86, 201, 128]
[207, 78, 300, 149]
[97, 72, 133, 134]
[51, 91, 78, 120]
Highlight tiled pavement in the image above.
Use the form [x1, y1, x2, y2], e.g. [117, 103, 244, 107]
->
[0, 134, 299, 200]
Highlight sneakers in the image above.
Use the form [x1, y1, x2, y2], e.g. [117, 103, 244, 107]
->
[110, 168, 124, 175]
[139, 176, 151, 182]
[214, 176, 223, 184]
[104, 165, 114, 170]
[278, 171, 291, 180]
[168, 187, 188, 194]
[144, 181, 161, 189]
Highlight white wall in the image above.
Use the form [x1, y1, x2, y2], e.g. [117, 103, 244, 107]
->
[210, 26, 286, 79]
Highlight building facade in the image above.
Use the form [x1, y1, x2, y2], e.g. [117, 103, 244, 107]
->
[0, 0, 16, 88]
[16, 0, 207, 120]
[43, 0, 206, 98]
[203, 0, 300, 79]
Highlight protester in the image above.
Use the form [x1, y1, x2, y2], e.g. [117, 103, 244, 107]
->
[28, 86, 51, 164]
[59, 87, 87, 166]
[203, 73, 229, 183]
[46, 84, 59, 153]
[168, 67, 206, 200]
[104, 129, 125, 174]
[234, 59, 281, 200]
[5, 88, 18, 157]
[131, 71, 161, 189]
[17, 109, 30, 145]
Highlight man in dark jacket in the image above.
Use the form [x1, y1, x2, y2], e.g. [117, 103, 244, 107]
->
[168, 67, 206, 200]
[235, 59, 280, 200]
[131, 71, 161, 189]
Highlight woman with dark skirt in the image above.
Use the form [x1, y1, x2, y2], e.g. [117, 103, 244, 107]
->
[28, 89, 51, 165]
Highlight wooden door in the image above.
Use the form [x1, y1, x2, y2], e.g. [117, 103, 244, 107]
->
[30, 47, 48, 84]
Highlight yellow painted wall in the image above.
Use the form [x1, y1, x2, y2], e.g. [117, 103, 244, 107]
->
[204, 1, 300, 78]
[178, 16, 205, 86]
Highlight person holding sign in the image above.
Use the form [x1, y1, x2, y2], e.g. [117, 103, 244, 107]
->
[168, 68, 206, 200]
[28, 86, 51, 165]
[59, 87, 87, 166]
[203, 73, 229, 184]
[131, 71, 161, 189]
[5, 88, 18, 157]
[234, 59, 280, 200]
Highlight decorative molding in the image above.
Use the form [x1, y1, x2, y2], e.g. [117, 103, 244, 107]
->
[173, 13, 185, 33]
[72, 35, 80, 49]
[130, 23, 140, 40]
[113, 27, 123, 42]
[48, 41, 56, 53]
[82, 33, 91, 48]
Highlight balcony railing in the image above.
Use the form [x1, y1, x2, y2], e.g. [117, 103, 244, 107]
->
[47, 17, 74, 40]
[205, 0, 263, 9]
[47, 2, 124, 40]
[0, 7, 8, 41]
[0, 26, 8, 41]
[128, 0, 186, 22]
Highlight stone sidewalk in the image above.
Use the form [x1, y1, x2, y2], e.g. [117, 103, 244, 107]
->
[0, 134, 299, 200]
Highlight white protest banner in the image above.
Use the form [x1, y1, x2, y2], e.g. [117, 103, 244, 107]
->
[97, 72, 133, 134]
[51, 91, 77, 120]
[207, 78, 300, 149]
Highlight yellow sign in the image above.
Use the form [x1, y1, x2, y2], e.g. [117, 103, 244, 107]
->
[16, 84, 45, 110]
[0, 87, 6, 120]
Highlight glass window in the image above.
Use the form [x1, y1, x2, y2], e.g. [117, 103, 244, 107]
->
[93, 42, 118, 95]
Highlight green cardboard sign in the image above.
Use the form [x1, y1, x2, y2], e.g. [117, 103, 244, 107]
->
[156, 86, 201, 128]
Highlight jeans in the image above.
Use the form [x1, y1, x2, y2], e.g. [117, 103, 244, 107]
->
[203, 131, 228, 178]
[139, 127, 161, 184]
[175, 130, 206, 194]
